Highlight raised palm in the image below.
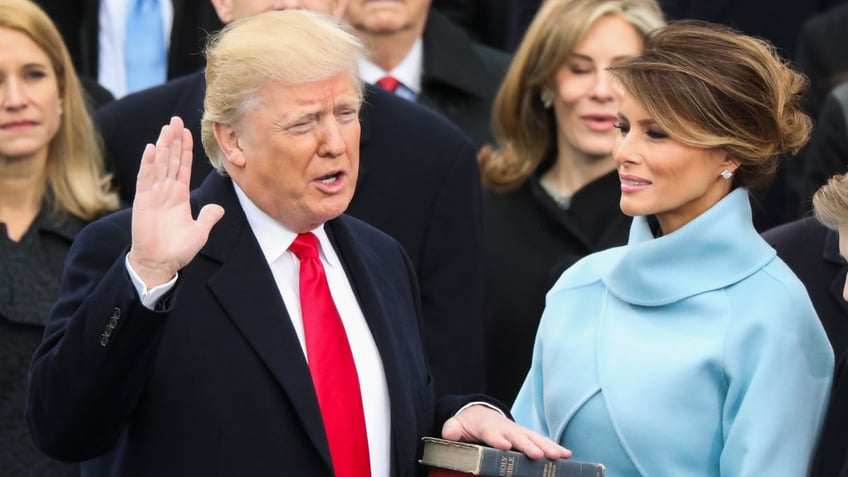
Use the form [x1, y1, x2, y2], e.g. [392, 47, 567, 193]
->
[128, 116, 225, 288]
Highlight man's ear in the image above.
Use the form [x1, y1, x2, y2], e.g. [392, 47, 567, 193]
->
[209, 0, 235, 25]
[213, 123, 246, 168]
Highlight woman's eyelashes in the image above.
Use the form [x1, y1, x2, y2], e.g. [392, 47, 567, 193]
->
[646, 128, 669, 139]
[612, 122, 668, 140]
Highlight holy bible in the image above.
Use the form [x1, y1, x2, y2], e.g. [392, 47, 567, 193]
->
[419, 437, 606, 477]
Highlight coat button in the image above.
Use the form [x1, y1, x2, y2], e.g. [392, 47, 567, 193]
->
[110, 308, 121, 320]
[100, 335, 109, 347]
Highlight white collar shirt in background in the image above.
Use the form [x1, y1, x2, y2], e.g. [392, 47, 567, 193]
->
[358, 37, 423, 101]
[99, 0, 173, 98]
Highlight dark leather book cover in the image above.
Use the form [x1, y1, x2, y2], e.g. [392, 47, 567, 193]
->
[420, 437, 606, 477]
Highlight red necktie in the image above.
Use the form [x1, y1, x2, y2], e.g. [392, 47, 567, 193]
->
[376, 75, 400, 93]
[289, 233, 371, 477]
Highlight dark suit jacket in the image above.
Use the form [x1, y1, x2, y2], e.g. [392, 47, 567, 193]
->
[96, 71, 208, 200]
[795, 2, 848, 119]
[430, 0, 540, 52]
[800, 84, 848, 210]
[0, 207, 87, 477]
[35, 0, 222, 84]
[27, 173, 492, 476]
[812, 350, 848, 477]
[419, 10, 511, 148]
[94, 73, 485, 395]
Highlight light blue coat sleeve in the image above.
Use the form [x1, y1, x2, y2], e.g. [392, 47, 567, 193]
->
[511, 323, 551, 438]
[719, 271, 833, 477]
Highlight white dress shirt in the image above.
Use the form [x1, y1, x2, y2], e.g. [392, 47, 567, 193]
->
[99, 0, 173, 98]
[358, 37, 423, 101]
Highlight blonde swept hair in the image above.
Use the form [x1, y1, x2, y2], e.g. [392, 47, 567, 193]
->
[813, 173, 848, 230]
[609, 20, 812, 190]
[0, 0, 118, 220]
[478, 0, 665, 192]
[201, 9, 367, 172]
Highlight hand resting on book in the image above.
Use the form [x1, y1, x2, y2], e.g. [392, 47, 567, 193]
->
[443, 404, 571, 460]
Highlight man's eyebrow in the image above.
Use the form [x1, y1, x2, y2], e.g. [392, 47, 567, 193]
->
[276, 96, 362, 126]
[279, 109, 320, 126]
[335, 96, 363, 109]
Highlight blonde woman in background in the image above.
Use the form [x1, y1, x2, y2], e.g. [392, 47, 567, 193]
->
[0, 0, 118, 474]
[478, 0, 665, 404]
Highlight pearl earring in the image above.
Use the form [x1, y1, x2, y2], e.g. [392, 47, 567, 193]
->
[720, 169, 733, 180]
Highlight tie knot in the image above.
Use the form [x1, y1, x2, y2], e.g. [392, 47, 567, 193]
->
[289, 233, 319, 260]
[376, 76, 400, 93]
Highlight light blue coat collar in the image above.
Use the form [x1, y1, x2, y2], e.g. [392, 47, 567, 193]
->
[602, 188, 775, 306]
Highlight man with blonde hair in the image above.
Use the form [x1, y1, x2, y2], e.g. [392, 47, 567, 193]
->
[96, 0, 487, 398]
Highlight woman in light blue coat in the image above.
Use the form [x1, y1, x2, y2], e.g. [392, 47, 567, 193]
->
[512, 21, 834, 477]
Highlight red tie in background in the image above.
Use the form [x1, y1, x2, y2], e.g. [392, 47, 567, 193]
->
[289, 233, 371, 477]
[376, 76, 400, 93]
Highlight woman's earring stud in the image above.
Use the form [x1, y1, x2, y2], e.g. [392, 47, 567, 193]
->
[540, 89, 554, 109]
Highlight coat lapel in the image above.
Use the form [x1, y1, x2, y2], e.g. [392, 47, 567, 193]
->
[325, 218, 422, 475]
[191, 174, 332, 469]
[421, 11, 499, 101]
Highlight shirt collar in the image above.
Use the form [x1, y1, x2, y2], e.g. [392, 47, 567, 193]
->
[232, 182, 340, 270]
[358, 37, 423, 94]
